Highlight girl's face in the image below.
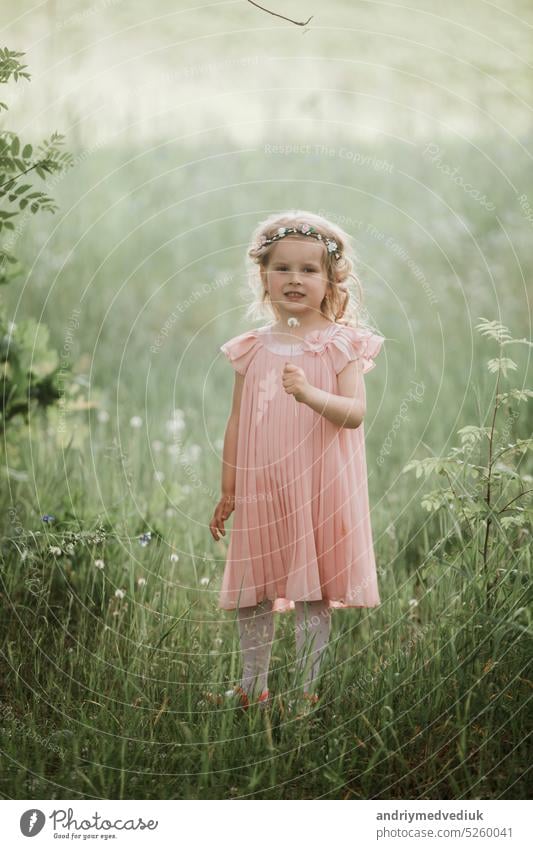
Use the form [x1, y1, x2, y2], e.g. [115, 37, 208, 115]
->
[260, 237, 329, 321]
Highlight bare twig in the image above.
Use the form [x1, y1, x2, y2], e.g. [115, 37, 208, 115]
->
[247, 1, 313, 26]
[497, 488, 533, 515]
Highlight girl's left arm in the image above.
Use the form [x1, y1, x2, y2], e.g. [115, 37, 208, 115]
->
[302, 359, 365, 428]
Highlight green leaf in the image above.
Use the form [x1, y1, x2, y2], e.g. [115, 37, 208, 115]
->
[421, 490, 451, 512]
[476, 317, 512, 342]
[402, 459, 424, 478]
[496, 389, 533, 403]
[500, 515, 527, 530]
[22, 143, 32, 158]
[487, 357, 517, 375]
[457, 425, 491, 448]
[502, 337, 533, 349]
[492, 462, 521, 478]
[15, 318, 54, 376]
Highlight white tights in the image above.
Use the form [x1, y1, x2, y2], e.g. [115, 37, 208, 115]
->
[236, 599, 275, 698]
[236, 598, 331, 697]
[294, 599, 332, 694]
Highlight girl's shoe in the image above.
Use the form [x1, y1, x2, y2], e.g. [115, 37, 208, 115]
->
[257, 689, 271, 710]
[226, 685, 250, 711]
[225, 686, 271, 712]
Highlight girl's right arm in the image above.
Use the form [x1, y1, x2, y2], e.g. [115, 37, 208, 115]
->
[209, 372, 244, 541]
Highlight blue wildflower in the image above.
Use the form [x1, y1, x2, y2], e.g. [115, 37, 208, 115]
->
[138, 532, 152, 547]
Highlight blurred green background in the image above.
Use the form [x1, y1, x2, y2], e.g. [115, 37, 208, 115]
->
[1, 0, 531, 464]
[0, 0, 531, 800]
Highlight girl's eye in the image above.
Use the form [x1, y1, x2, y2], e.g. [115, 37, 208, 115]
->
[274, 266, 317, 272]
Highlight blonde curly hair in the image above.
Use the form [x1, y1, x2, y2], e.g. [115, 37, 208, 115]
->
[243, 209, 374, 330]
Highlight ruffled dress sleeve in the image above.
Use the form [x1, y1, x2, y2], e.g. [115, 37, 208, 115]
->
[219, 329, 261, 376]
[329, 324, 385, 375]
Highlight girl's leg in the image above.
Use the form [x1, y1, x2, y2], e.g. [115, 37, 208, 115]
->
[294, 599, 331, 694]
[236, 598, 274, 699]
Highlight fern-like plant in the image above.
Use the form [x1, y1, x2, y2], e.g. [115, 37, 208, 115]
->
[402, 318, 532, 609]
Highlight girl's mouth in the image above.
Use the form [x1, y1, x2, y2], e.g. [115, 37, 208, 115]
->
[284, 292, 305, 300]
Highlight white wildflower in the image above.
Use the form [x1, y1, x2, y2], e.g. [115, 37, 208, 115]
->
[166, 418, 185, 435]
[188, 444, 201, 461]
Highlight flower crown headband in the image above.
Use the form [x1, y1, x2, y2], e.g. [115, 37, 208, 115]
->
[257, 223, 341, 261]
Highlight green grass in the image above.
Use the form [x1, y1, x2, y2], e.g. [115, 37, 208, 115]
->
[0, 508, 530, 799]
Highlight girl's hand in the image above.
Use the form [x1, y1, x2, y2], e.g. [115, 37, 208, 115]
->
[282, 362, 311, 403]
[209, 493, 235, 541]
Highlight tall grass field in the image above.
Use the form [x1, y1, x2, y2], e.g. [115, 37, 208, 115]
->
[0, 0, 532, 801]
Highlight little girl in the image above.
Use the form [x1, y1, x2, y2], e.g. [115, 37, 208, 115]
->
[209, 210, 385, 714]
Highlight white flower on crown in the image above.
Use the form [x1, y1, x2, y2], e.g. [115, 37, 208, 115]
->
[326, 239, 338, 253]
[277, 227, 287, 236]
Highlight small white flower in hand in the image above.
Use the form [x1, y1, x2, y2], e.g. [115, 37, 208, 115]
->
[286, 317, 301, 416]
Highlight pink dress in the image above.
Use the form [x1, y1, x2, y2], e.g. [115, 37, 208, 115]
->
[218, 321, 384, 614]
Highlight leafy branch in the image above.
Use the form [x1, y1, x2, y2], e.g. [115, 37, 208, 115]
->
[402, 318, 533, 611]
[1, 46, 76, 433]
